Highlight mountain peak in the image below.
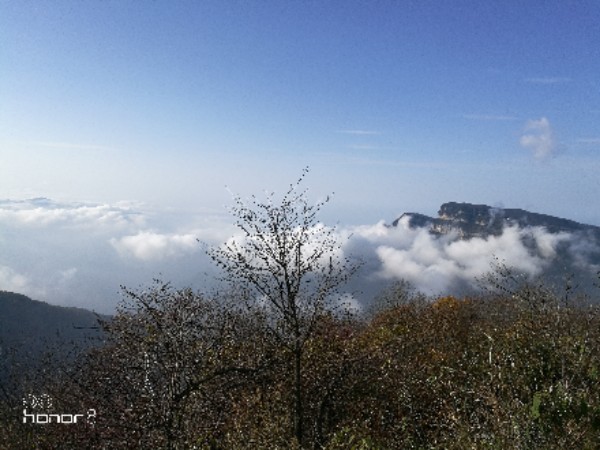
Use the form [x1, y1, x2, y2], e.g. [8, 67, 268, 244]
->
[394, 202, 600, 239]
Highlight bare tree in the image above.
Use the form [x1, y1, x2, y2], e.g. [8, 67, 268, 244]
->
[57, 281, 272, 449]
[207, 168, 360, 446]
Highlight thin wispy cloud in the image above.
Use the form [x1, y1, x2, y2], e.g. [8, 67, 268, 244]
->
[22, 141, 118, 152]
[519, 117, 558, 161]
[462, 114, 518, 121]
[347, 144, 383, 151]
[576, 138, 600, 145]
[524, 77, 572, 85]
[337, 130, 381, 136]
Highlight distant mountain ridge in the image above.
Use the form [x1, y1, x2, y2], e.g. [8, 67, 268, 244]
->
[0, 291, 106, 344]
[394, 202, 600, 239]
[0, 291, 107, 384]
[387, 202, 600, 299]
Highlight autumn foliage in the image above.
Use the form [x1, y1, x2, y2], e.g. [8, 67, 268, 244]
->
[2, 279, 600, 449]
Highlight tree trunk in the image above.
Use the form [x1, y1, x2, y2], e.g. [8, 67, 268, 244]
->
[293, 341, 304, 446]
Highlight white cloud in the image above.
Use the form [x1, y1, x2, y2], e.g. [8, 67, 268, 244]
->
[0, 198, 145, 229]
[0, 198, 233, 312]
[346, 221, 573, 296]
[565, 232, 600, 273]
[0, 196, 593, 313]
[444, 227, 544, 278]
[353, 217, 425, 248]
[0, 265, 30, 292]
[519, 117, 557, 161]
[332, 292, 363, 314]
[528, 228, 571, 259]
[111, 231, 199, 261]
[0, 265, 47, 299]
[59, 267, 78, 282]
[215, 222, 345, 271]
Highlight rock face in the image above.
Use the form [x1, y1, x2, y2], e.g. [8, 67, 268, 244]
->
[394, 202, 600, 239]
[389, 202, 600, 299]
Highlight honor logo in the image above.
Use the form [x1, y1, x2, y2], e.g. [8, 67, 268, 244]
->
[22, 394, 96, 425]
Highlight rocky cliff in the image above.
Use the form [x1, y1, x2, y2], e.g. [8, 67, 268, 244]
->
[394, 202, 600, 240]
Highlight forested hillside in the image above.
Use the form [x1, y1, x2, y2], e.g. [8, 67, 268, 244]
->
[2, 279, 599, 449]
[0, 291, 106, 389]
[0, 291, 105, 348]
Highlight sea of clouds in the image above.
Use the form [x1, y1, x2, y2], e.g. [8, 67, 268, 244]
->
[0, 198, 598, 314]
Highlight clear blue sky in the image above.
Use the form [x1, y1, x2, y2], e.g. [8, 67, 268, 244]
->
[1, 0, 600, 224]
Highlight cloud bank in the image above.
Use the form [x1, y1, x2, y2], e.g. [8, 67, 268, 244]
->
[0, 198, 144, 228]
[0, 199, 227, 312]
[344, 216, 581, 297]
[1, 198, 598, 313]
[111, 231, 198, 261]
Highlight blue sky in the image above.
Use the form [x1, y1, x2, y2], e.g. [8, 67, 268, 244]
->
[2, 0, 599, 223]
[1, 1, 599, 311]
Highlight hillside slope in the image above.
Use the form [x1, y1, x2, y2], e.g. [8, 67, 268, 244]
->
[0, 291, 107, 384]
